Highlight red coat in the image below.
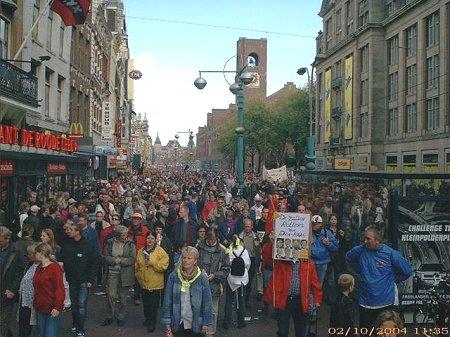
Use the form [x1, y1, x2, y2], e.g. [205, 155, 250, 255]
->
[33, 262, 65, 314]
[100, 226, 114, 253]
[263, 259, 323, 313]
[128, 224, 150, 251]
[201, 201, 217, 221]
[261, 242, 274, 271]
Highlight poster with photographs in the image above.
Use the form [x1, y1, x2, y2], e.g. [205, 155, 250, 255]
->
[273, 212, 311, 261]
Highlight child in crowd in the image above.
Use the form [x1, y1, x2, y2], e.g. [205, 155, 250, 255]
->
[329, 273, 356, 337]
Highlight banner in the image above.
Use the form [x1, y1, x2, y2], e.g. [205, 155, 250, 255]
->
[344, 55, 353, 140]
[51, 0, 91, 26]
[395, 196, 450, 323]
[273, 212, 311, 261]
[263, 165, 288, 182]
[102, 102, 111, 141]
[324, 69, 332, 143]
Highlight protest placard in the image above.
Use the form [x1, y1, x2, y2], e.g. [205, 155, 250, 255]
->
[273, 212, 311, 261]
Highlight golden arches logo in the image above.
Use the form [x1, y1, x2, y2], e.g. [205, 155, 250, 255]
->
[69, 123, 84, 138]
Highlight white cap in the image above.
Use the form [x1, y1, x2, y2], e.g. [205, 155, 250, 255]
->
[68, 198, 77, 204]
[376, 207, 383, 214]
[30, 205, 40, 212]
[311, 215, 323, 223]
[254, 194, 262, 202]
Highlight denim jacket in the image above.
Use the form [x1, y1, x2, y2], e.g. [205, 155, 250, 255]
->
[161, 270, 213, 333]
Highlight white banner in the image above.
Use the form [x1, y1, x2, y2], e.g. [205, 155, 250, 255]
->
[263, 165, 288, 182]
[273, 212, 311, 261]
[102, 102, 111, 141]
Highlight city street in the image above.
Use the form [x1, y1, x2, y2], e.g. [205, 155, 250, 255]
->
[39, 287, 329, 337]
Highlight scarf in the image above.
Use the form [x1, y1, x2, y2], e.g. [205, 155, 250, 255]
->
[177, 265, 201, 292]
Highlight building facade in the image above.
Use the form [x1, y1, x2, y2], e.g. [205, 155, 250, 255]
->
[315, 0, 450, 173]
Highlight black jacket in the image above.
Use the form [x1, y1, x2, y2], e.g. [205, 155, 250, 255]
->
[61, 237, 98, 285]
[329, 293, 355, 335]
[0, 244, 24, 307]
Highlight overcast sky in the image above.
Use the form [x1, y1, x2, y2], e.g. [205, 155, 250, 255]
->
[125, 0, 322, 146]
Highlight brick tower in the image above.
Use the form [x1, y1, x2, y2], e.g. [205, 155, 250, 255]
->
[236, 38, 267, 101]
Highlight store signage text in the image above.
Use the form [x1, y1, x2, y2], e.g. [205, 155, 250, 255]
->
[0, 124, 78, 153]
[0, 161, 14, 175]
[47, 163, 67, 174]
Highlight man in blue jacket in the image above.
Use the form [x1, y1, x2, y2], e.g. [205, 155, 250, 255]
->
[311, 215, 339, 285]
[346, 225, 412, 333]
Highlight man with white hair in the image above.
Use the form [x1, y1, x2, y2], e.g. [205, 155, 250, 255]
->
[22, 205, 40, 238]
[250, 194, 264, 223]
[0, 226, 24, 337]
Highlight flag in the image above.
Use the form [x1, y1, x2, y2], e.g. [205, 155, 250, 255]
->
[51, 0, 91, 26]
[265, 194, 278, 234]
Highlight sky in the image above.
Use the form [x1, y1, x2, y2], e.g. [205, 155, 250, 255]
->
[125, 0, 323, 146]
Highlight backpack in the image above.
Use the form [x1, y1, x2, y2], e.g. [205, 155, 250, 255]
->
[230, 249, 245, 276]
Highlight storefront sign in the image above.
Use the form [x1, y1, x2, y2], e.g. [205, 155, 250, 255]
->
[68, 122, 84, 139]
[0, 161, 14, 175]
[47, 163, 67, 174]
[273, 212, 311, 261]
[0, 124, 78, 153]
[102, 102, 111, 141]
[333, 157, 351, 170]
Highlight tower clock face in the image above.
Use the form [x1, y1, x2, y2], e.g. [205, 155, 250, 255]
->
[247, 72, 260, 88]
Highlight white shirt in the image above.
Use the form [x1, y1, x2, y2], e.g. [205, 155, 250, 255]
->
[227, 247, 251, 291]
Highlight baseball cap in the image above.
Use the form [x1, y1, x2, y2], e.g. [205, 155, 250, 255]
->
[326, 196, 333, 203]
[68, 198, 77, 205]
[131, 212, 143, 219]
[311, 215, 323, 223]
[30, 205, 40, 212]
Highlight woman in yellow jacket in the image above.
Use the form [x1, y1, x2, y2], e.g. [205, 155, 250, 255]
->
[135, 230, 169, 332]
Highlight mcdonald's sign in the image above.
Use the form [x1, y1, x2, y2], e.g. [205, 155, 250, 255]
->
[69, 122, 84, 139]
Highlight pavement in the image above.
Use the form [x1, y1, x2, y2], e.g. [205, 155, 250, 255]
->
[11, 286, 331, 337]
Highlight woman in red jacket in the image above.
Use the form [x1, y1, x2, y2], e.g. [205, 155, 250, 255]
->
[33, 243, 65, 337]
[263, 249, 323, 337]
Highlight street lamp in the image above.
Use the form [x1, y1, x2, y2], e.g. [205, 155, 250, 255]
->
[297, 66, 315, 170]
[194, 57, 253, 195]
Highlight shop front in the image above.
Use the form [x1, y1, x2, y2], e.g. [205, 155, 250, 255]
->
[0, 123, 82, 225]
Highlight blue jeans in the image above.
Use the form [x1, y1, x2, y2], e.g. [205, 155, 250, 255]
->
[314, 263, 328, 286]
[69, 282, 89, 333]
[276, 297, 307, 337]
[37, 312, 62, 337]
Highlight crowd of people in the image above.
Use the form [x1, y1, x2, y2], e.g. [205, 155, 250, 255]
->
[1, 169, 436, 337]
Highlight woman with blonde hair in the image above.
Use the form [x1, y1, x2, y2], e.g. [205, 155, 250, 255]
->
[33, 243, 65, 337]
[162, 246, 213, 337]
[40, 229, 61, 261]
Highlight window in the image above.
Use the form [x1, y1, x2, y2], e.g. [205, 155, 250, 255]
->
[406, 103, 417, 133]
[361, 44, 369, 73]
[325, 18, 333, 50]
[361, 79, 368, 106]
[32, 0, 40, 40]
[59, 25, 64, 57]
[359, 11, 369, 27]
[426, 97, 439, 130]
[336, 9, 342, 41]
[423, 153, 438, 165]
[387, 108, 398, 136]
[426, 11, 440, 47]
[405, 24, 417, 56]
[403, 154, 416, 172]
[57, 76, 64, 120]
[386, 155, 398, 172]
[45, 68, 52, 117]
[388, 36, 399, 65]
[359, 112, 369, 138]
[47, 11, 53, 50]
[426, 55, 439, 88]
[387, 1, 396, 15]
[346, 0, 354, 34]
[0, 17, 9, 59]
[406, 65, 417, 95]
[388, 72, 398, 101]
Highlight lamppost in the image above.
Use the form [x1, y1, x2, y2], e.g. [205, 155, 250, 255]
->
[297, 66, 315, 170]
[194, 57, 253, 195]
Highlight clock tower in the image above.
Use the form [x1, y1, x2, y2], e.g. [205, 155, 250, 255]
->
[236, 37, 267, 102]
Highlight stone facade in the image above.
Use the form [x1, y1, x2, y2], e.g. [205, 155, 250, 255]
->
[315, 0, 450, 173]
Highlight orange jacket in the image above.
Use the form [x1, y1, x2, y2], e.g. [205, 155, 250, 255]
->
[263, 259, 323, 312]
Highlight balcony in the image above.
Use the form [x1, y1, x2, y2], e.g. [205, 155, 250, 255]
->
[332, 106, 343, 120]
[0, 59, 38, 106]
[330, 136, 342, 148]
[331, 76, 342, 90]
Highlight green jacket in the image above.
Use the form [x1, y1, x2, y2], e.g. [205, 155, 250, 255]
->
[105, 238, 136, 287]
